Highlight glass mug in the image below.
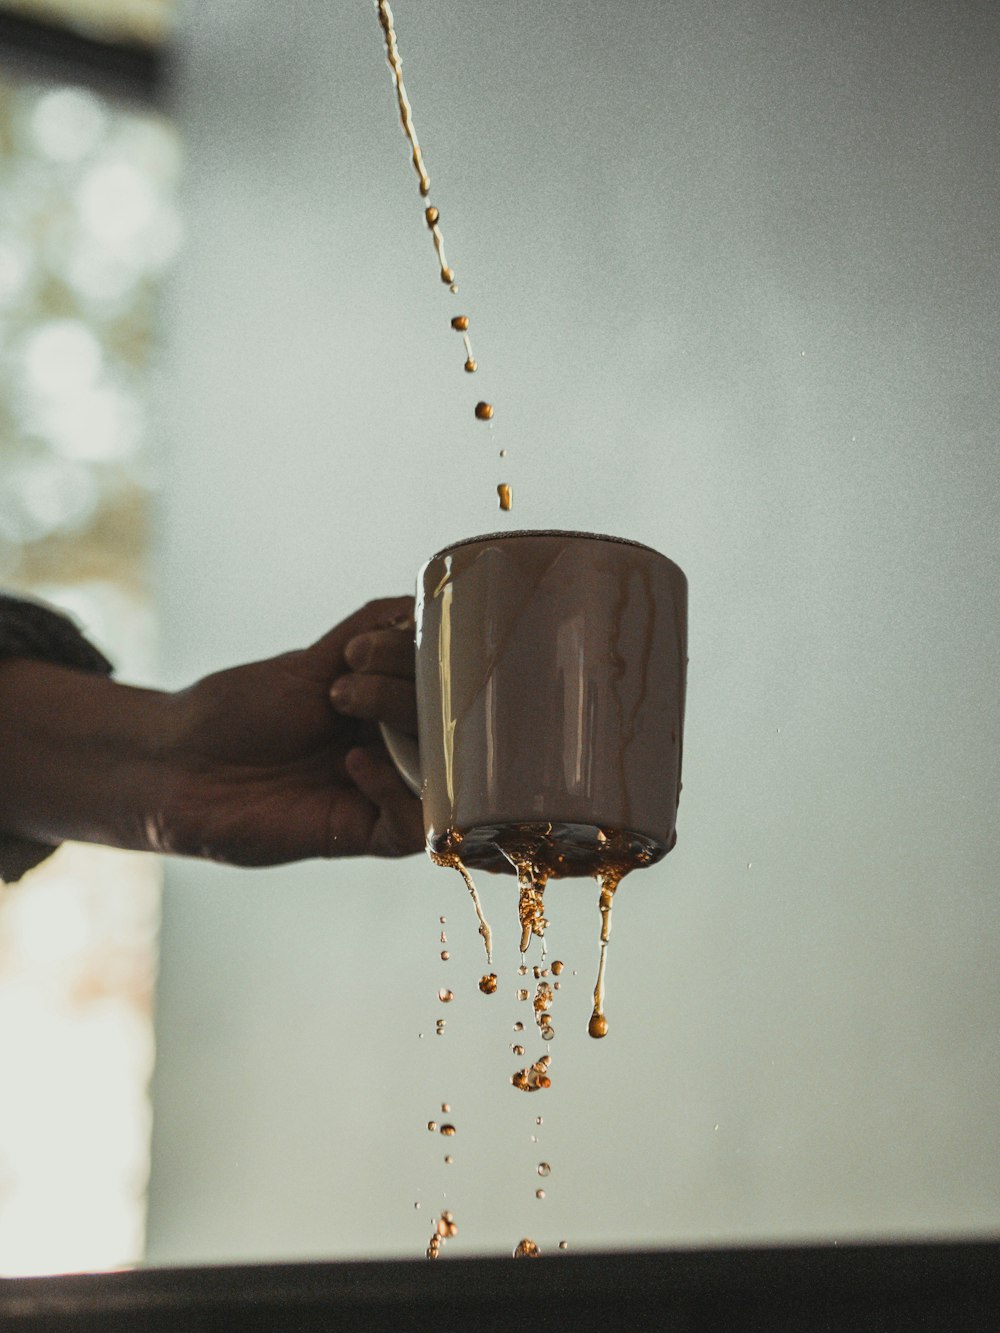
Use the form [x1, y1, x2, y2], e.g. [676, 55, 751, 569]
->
[381, 530, 687, 876]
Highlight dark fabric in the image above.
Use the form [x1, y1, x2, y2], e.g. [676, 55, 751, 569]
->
[0, 593, 113, 884]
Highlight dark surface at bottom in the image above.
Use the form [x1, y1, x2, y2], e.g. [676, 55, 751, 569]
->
[1, 1240, 998, 1332]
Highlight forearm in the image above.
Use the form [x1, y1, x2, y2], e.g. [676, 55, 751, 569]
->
[0, 658, 178, 856]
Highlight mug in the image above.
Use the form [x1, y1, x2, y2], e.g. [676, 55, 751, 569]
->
[382, 530, 687, 875]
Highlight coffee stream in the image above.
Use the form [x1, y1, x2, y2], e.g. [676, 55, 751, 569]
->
[429, 846, 493, 963]
[375, 1, 651, 1261]
[375, 2, 504, 495]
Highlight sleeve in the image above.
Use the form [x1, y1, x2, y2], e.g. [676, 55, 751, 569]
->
[0, 593, 114, 885]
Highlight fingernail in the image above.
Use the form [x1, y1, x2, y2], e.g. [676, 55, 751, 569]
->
[345, 636, 372, 670]
[387, 612, 416, 631]
[329, 677, 353, 708]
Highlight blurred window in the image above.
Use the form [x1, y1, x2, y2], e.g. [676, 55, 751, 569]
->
[0, 1, 176, 1276]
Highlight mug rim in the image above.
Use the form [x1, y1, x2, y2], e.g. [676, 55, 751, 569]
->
[428, 529, 667, 563]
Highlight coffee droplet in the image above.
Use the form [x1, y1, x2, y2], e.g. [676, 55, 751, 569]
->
[479, 973, 498, 994]
[464, 358, 478, 373]
[551, 961, 564, 976]
[537, 1162, 551, 1177]
[513, 1238, 541, 1259]
[438, 988, 454, 1003]
[512, 1044, 525, 1056]
[444, 1154, 454, 1164]
[517, 989, 529, 1001]
[558, 1240, 569, 1251]
[588, 1011, 609, 1039]
[475, 401, 494, 420]
[497, 483, 512, 511]
[441, 266, 455, 284]
[425, 205, 439, 226]
[440, 950, 449, 960]
[440, 1124, 456, 1136]
[441, 1103, 451, 1113]
[451, 315, 469, 331]
[427, 1121, 436, 1132]
[536, 1189, 545, 1200]
[499, 448, 508, 457]
[535, 1117, 543, 1126]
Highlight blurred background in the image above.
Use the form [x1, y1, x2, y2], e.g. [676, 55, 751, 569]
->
[1, 0, 998, 1275]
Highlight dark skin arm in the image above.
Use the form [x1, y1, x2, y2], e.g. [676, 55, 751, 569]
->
[0, 597, 422, 869]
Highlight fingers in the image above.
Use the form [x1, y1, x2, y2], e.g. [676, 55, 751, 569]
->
[344, 626, 415, 680]
[306, 596, 414, 679]
[329, 671, 417, 733]
[335, 746, 424, 857]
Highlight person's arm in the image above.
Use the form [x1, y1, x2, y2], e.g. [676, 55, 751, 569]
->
[0, 658, 177, 858]
[0, 597, 422, 878]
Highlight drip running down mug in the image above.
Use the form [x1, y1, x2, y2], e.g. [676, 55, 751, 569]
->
[380, 530, 688, 874]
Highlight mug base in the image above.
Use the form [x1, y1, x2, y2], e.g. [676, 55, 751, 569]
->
[427, 821, 669, 877]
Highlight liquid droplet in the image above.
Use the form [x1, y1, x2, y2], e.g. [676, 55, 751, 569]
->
[425, 205, 439, 226]
[497, 482, 512, 509]
[464, 358, 477, 372]
[511, 1057, 552, 1093]
[558, 1241, 569, 1251]
[427, 1120, 436, 1132]
[536, 1189, 545, 1200]
[440, 1124, 456, 1137]
[444, 1154, 454, 1164]
[588, 1011, 609, 1039]
[441, 266, 455, 284]
[535, 1117, 543, 1126]
[441, 1103, 451, 1113]
[537, 1162, 551, 1177]
[479, 973, 498, 994]
[440, 950, 449, 960]
[513, 1238, 541, 1259]
[438, 989, 453, 1003]
[517, 989, 529, 1001]
[451, 314, 469, 331]
[499, 448, 508, 457]
[551, 961, 564, 975]
[513, 1021, 524, 1032]
[475, 401, 494, 420]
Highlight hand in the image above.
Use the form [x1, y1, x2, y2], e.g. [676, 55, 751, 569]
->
[158, 597, 422, 865]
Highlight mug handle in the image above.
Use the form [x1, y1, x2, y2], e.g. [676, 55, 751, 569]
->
[378, 722, 423, 797]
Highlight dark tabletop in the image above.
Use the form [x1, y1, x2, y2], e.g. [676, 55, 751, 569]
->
[1, 1239, 998, 1332]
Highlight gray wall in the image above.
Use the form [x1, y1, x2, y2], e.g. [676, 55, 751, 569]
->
[147, 1, 1000, 1263]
